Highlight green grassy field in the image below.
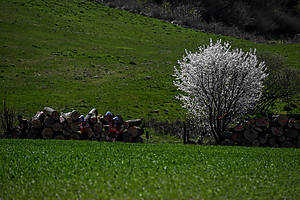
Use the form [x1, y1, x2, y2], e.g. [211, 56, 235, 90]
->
[0, 0, 299, 122]
[0, 139, 299, 199]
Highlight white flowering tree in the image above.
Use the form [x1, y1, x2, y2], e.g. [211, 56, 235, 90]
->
[174, 40, 267, 144]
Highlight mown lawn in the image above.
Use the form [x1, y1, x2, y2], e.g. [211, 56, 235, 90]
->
[0, 139, 299, 200]
[0, 0, 299, 121]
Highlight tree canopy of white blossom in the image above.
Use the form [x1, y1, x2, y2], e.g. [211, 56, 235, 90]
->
[174, 39, 267, 144]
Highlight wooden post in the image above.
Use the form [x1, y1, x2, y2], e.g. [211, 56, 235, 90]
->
[183, 122, 187, 144]
[146, 131, 149, 143]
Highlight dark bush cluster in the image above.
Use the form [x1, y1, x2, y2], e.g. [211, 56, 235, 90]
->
[94, 0, 300, 42]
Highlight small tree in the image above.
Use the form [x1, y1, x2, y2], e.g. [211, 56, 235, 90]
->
[174, 39, 267, 144]
[255, 52, 300, 113]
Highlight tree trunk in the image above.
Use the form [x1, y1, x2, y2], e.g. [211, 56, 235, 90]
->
[43, 107, 59, 121]
[41, 128, 53, 139]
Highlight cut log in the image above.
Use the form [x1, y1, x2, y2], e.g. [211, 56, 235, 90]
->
[232, 132, 243, 143]
[31, 111, 45, 129]
[88, 108, 98, 117]
[122, 131, 132, 142]
[128, 126, 144, 138]
[288, 118, 295, 128]
[69, 121, 81, 132]
[86, 114, 97, 124]
[285, 129, 298, 139]
[277, 115, 289, 127]
[43, 107, 59, 121]
[255, 117, 269, 127]
[244, 129, 258, 142]
[278, 135, 286, 143]
[253, 127, 263, 133]
[233, 124, 244, 132]
[125, 119, 142, 128]
[44, 117, 56, 128]
[88, 128, 94, 138]
[271, 127, 283, 136]
[41, 128, 53, 139]
[51, 123, 63, 132]
[134, 136, 143, 143]
[92, 123, 102, 134]
[259, 135, 268, 145]
[59, 115, 66, 124]
[61, 112, 73, 124]
[294, 120, 300, 130]
[63, 127, 72, 136]
[89, 115, 97, 124]
[54, 135, 65, 140]
[71, 110, 80, 121]
[69, 133, 80, 140]
[28, 128, 40, 139]
[281, 141, 294, 148]
[268, 137, 276, 147]
[252, 139, 260, 147]
[93, 131, 101, 139]
[221, 139, 234, 146]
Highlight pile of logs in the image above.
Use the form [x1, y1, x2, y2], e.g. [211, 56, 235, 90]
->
[27, 107, 144, 142]
[224, 114, 300, 148]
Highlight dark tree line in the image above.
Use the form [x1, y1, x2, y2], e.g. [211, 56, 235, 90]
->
[96, 0, 300, 41]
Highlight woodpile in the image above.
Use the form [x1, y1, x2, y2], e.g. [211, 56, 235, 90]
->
[227, 114, 300, 148]
[25, 107, 144, 143]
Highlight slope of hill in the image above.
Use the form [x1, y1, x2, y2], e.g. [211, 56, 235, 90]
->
[0, 0, 299, 120]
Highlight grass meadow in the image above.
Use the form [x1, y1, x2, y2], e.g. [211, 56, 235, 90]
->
[0, 0, 299, 121]
[0, 139, 299, 200]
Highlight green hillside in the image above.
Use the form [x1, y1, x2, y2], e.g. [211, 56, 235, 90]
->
[1, 0, 299, 121]
[1, 139, 299, 200]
